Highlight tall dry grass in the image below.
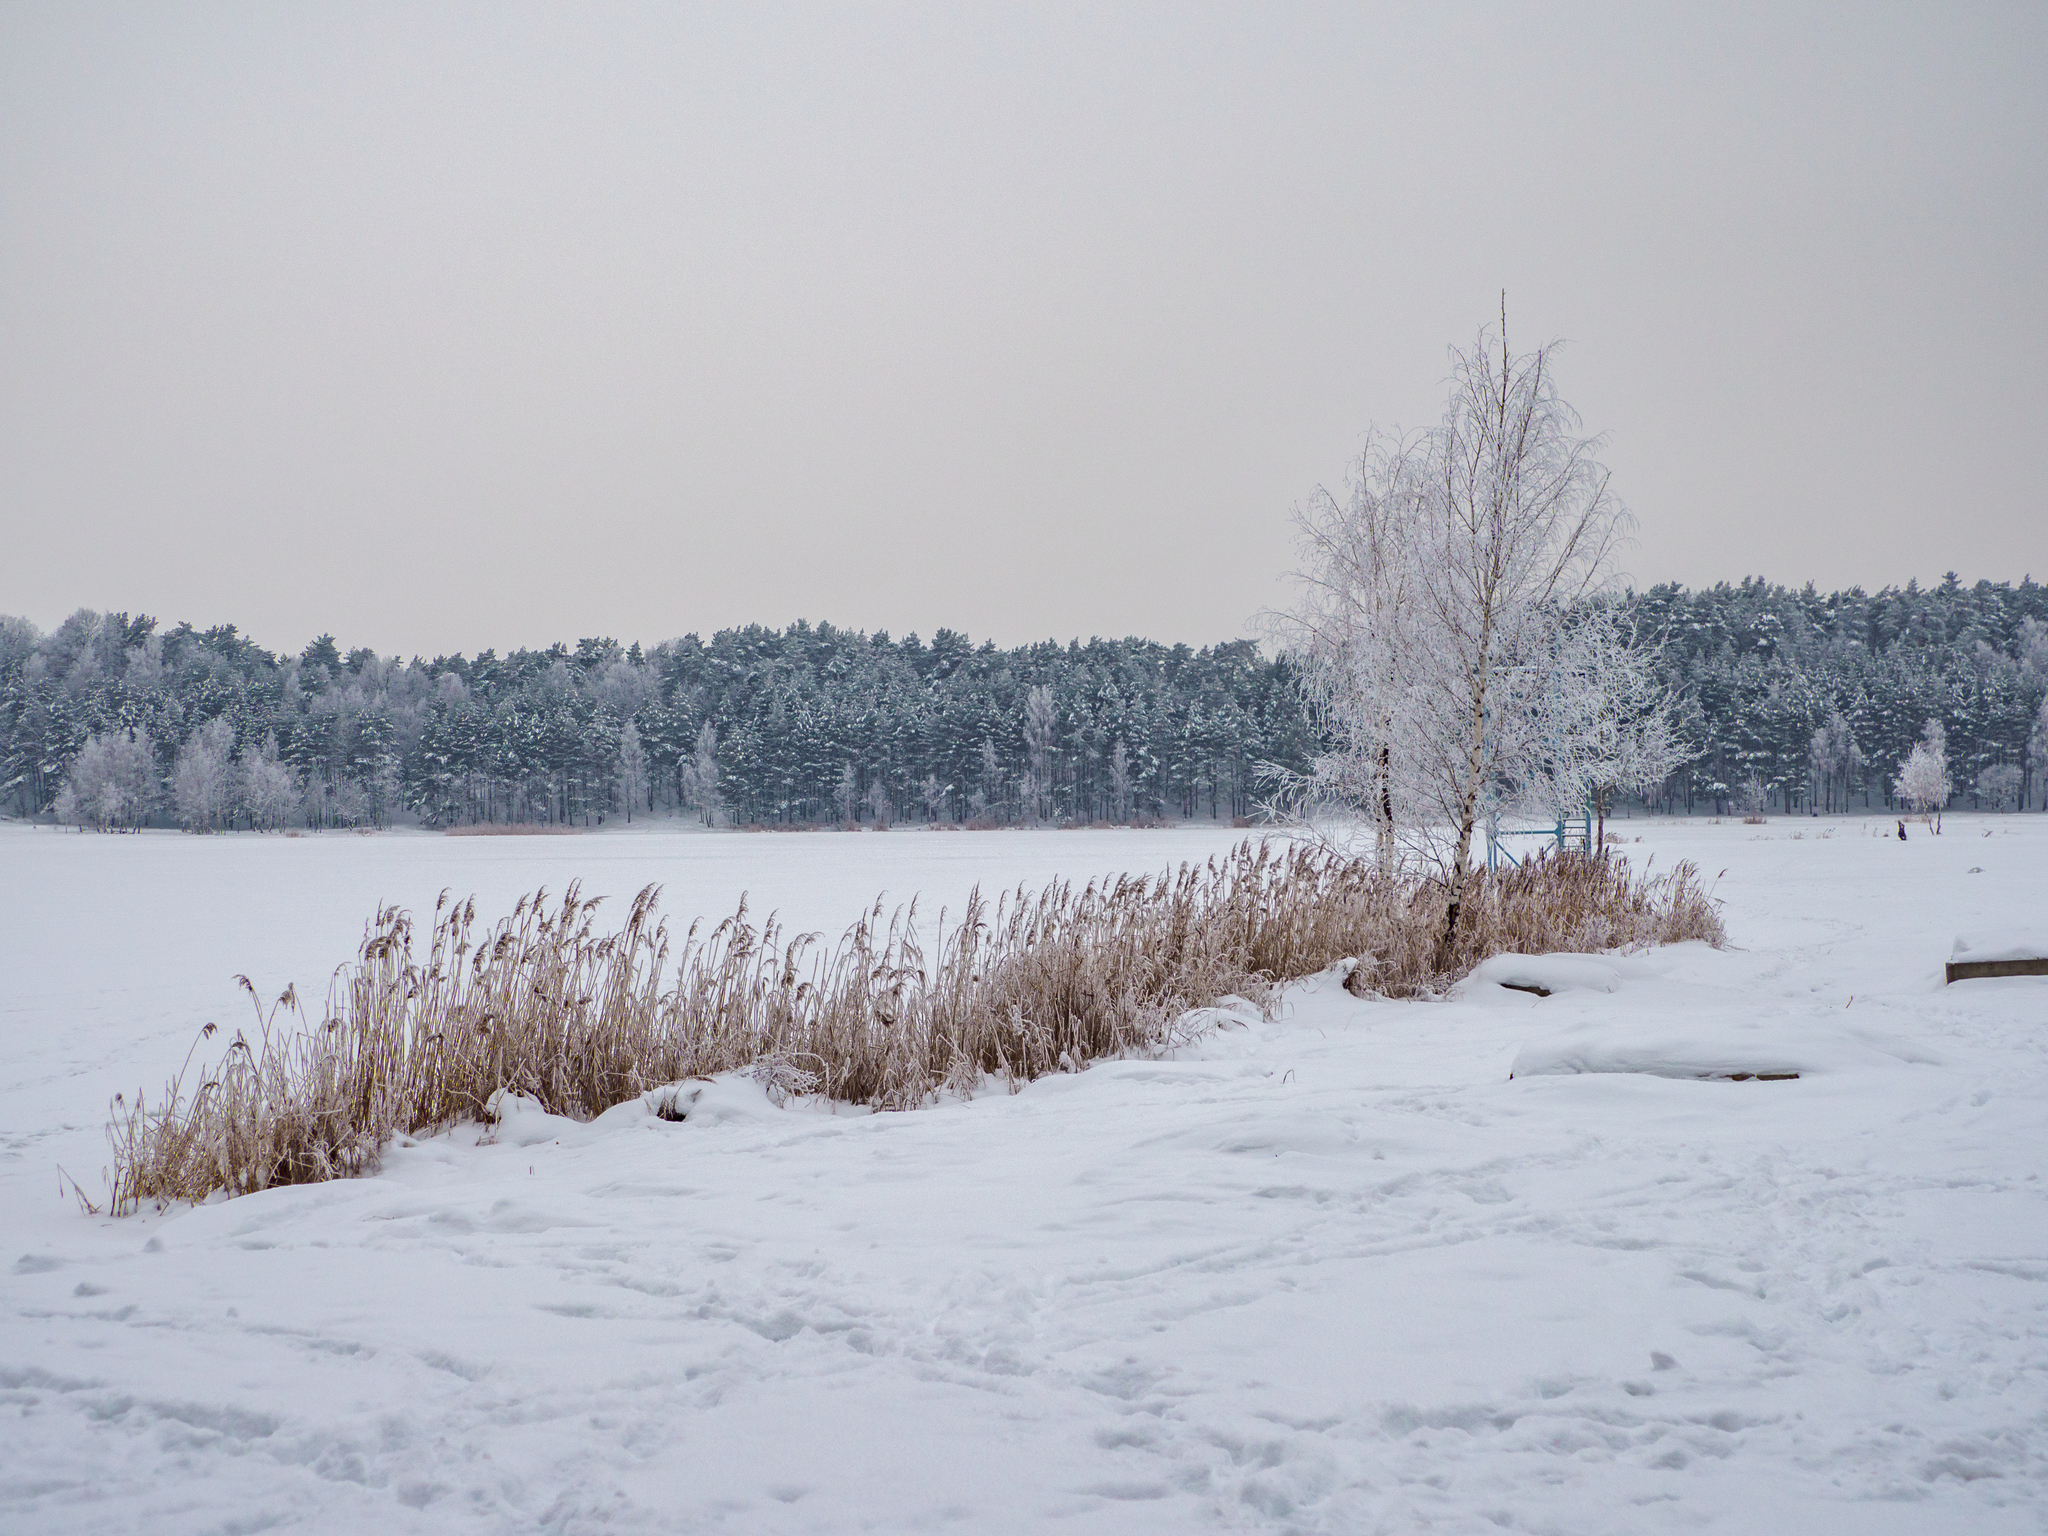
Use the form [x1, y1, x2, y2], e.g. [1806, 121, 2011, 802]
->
[106, 844, 1721, 1211]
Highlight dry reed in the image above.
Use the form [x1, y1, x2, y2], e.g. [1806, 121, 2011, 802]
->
[106, 844, 1721, 1211]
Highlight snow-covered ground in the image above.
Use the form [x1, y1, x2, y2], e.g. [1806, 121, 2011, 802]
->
[3, 815, 2045, 1533]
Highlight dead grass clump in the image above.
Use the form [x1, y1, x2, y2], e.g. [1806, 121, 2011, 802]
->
[107, 846, 1721, 1211]
[1431, 851, 1720, 980]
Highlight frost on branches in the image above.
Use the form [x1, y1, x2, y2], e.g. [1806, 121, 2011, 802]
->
[1520, 603, 1685, 850]
[1894, 718, 1953, 832]
[1275, 315, 1682, 954]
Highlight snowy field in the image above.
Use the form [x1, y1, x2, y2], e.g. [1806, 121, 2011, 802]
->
[3, 815, 2045, 1534]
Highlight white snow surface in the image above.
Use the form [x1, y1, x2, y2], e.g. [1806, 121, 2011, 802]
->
[1951, 929, 2048, 965]
[3, 816, 2046, 1533]
[1466, 951, 1630, 995]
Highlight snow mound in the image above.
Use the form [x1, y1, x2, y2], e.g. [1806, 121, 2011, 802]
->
[1468, 953, 1623, 996]
[1510, 1016, 1824, 1082]
[484, 1076, 788, 1146]
[1951, 929, 2048, 965]
[617, 1076, 788, 1128]
[1181, 993, 1267, 1031]
[481, 1089, 583, 1146]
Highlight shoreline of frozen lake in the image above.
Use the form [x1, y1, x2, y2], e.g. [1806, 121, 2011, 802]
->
[3, 814, 2045, 1532]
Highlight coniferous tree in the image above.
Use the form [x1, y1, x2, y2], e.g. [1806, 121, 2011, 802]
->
[5, 585, 2045, 830]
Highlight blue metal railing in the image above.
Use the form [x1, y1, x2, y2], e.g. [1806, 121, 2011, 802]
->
[1485, 808, 1593, 869]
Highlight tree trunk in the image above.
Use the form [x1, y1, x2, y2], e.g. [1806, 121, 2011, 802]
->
[1376, 743, 1395, 876]
[1440, 615, 1495, 967]
[1441, 786, 1482, 966]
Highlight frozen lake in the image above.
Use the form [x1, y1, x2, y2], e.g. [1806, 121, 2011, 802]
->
[1, 821, 1261, 1116]
[3, 814, 2045, 1532]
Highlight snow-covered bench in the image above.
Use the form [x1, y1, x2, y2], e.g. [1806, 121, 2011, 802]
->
[1947, 931, 2048, 984]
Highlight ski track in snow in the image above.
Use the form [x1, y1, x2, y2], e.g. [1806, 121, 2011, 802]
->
[2, 819, 2045, 1533]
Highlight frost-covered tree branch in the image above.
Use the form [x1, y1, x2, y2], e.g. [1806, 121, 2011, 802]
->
[1277, 314, 1636, 954]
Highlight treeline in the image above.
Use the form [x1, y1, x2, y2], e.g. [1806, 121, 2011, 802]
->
[0, 618, 1312, 829]
[1621, 574, 2048, 814]
[5, 573, 2046, 833]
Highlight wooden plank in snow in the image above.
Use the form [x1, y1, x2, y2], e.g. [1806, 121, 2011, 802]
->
[1946, 958, 2048, 984]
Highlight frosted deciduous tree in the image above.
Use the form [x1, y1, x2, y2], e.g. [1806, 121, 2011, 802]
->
[122, 633, 167, 692]
[331, 776, 370, 828]
[51, 762, 88, 829]
[1518, 604, 1685, 850]
[54, 728, 160, 831]
[2029, 694, 2048, 811]
[1109, 738, 1132, 823]
[834, 763, 860, 825]
[1975, 762, 2022, 812]
[1735, 776, 1768, 818]
[1281, 429, 1430, 873]
[1024, 685, 1057, 823]
[242, 733, 298, 830]
[617, 720, 648, 823]
[1011, 768, 1035, 825]
[1808, 709, 1863, 816]
[173, 717, 239, 831]
[2017, 617, 2048, 685]
[1894, 718, 1952, 830]
[976, 738, 1002, 822]
[680, 722, 721, 825]
[1281, 315, 1631, 950]
[1412, 325, 1630, 942]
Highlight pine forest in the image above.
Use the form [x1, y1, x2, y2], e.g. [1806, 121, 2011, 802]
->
[5, 573, 2047, 832]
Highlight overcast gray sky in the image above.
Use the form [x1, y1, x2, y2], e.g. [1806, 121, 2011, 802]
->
[3, 3, 2043, 658]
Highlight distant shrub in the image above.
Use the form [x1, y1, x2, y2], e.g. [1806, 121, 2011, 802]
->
[106, 846, 1722, 1211]
[1975, 763, 2022, 813]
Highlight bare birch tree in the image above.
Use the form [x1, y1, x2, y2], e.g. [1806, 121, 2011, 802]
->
[1411, 322, 1631, 947]
[1278, 430, 1431, 873]
[1278, 313, 1632, 955]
